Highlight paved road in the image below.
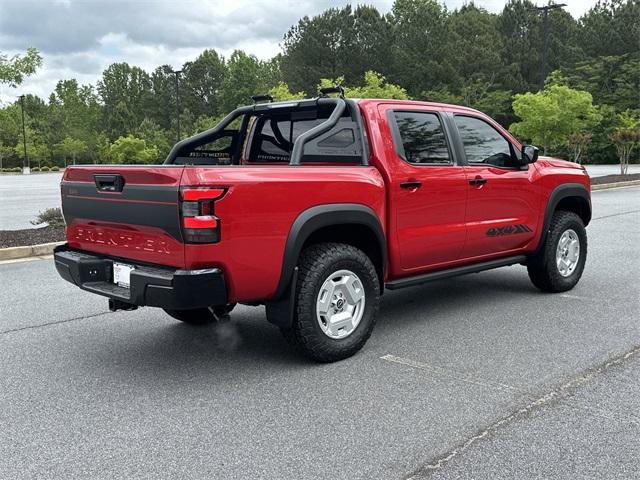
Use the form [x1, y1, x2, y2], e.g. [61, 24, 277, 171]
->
[0, 187, 638, 479]
[1, 166, 638, 229]
[0, 172, 63, 230]
[584, 164, 640, 178]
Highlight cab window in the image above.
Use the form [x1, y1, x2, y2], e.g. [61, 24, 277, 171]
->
[454, 115, 517, 168]
[391, 111, 451, 165]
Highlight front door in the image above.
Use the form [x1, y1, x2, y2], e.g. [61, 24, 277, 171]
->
[452, 114, 539, 259]
[384, 107, 468, 273]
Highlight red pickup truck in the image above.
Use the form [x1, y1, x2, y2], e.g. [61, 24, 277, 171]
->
[54, 89, 591, 362]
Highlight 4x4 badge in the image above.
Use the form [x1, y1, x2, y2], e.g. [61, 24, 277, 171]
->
[486, 224, 532, 237]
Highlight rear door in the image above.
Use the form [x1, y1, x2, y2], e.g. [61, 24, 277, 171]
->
[450, 113, 539, 258]
[382, 105, 468, 272]
[61, 166, 186, 268]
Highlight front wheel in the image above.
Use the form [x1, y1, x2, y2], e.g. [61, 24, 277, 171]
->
[527, 211, 587, 292]
[280, 242, 380, 362]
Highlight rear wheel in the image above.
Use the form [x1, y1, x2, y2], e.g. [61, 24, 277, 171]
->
[527, 211, 587, 292]
[280, 242, 380, 362]
[164, 304, 236, 325]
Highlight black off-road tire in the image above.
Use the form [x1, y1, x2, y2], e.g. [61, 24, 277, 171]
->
[280, 242, 380, 363]
[527, 211, 587, 292]
[164, 304, 236, 325]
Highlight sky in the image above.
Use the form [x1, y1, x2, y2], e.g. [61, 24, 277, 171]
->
[0, 0, 599, 103]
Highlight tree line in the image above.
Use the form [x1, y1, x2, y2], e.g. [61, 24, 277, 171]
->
[0, 0, 638, 170]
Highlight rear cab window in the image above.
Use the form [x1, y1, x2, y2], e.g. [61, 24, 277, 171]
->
[389, 111, 452, 165]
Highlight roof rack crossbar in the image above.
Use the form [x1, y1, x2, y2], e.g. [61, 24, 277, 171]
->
[319, 85, 345, 98]
[251, 94, 274, 104]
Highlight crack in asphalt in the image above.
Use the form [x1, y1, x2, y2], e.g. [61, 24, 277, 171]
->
[403, 344, 640, 479]
[381, 354, 525, 393]
[0, 310, 114, 337]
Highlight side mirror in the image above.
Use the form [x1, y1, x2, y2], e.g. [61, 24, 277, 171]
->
[521, 145, 539, 164]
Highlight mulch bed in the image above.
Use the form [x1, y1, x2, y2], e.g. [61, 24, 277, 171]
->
[0, 225, 65, 248]
[590, 173, 640, 185]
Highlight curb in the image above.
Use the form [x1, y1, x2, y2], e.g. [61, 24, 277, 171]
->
[0, 241, 64, 261]
[592, 180, 640, 191]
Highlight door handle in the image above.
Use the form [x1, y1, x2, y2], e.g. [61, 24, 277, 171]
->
[400, 181, 422, 190]
[94, 174, 125, 192]
[469, 176, 487, 186]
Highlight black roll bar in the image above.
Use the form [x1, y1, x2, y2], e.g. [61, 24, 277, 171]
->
[290, 97, 346, 165]
[164, 105, 253, 163]
[164, 97, 347, 165]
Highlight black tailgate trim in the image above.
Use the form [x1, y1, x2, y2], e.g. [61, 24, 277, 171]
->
[62, 182, 183, 241]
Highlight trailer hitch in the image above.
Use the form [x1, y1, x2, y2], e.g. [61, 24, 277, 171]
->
[108, 298, 138, 312]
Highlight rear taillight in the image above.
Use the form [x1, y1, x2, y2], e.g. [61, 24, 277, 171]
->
[180, 187, 225, 243]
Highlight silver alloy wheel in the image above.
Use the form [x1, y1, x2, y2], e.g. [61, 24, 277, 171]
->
[316, 269, 366, 339]
[556, 229, 580, 277]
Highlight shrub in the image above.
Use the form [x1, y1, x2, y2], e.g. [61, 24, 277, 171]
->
[41, 166, 50, 172]
[12, 167, 21, 172]
[51, 166, 60, 171]
[31, 207, 65, 228]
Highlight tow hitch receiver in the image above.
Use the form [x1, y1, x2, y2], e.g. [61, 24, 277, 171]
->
[109, 299, 138, 312]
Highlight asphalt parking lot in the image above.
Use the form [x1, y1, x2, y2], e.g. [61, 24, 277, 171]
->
[1, 186, 638, 479]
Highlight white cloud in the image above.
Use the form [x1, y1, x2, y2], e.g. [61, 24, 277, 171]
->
[0, 0, 598, 103]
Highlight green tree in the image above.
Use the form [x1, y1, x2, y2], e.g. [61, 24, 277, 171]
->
[268, 82, 306, 101]
[54, 136, 88, 166]
[319, 71, 409, 99]
[422, 80, 513, 126]
[95, 133, 112, 164]
[97, 63, 152, 139]
[148, 65, 177, 131]
[510, 85, 601, 154]
[578, 0, 640, 58]
[0, 47, 42, 87]
[496, 0, 580, 92]
[47, 79, 101, 163]
[547, 53, 640, 112]
[446, 4, 502, 90]
[181, 49, 227, 118]
[135, 118, 171, 161]
[0, 104, 21, 161]
[567, 132, 592, 164]
[496, 0, 542, 92]
[389, 0, 450, 97]
[0, 140, 13, 170]
[610, 111, 640, 174]
[281, 5, 393, 94]
[219, 51, 271, 111]
[189, 114, 225, 137]
[13, 125, 47, 169]
[109, 135, 158, 164]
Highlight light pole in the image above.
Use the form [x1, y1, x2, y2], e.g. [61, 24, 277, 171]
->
[171, 69, 183, 142]
[531, 3, 567, 90]
[19, 95, 29, 173]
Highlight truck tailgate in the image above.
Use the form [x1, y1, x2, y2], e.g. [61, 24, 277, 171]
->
[61, 166, 186, 268]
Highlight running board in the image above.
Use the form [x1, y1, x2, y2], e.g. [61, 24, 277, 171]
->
[385, 255, 527, 290]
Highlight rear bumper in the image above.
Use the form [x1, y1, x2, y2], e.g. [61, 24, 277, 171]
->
[53, 244, 227, 309]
